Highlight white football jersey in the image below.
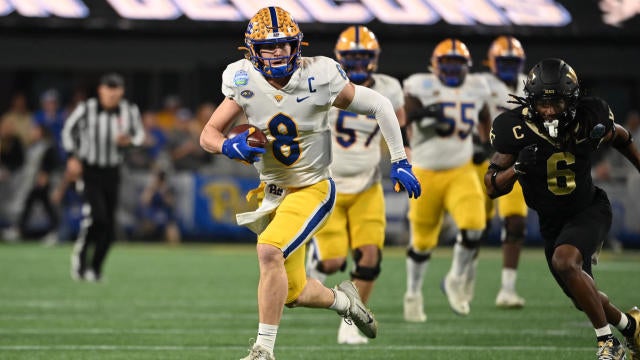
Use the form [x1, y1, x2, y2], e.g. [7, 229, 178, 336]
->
[222, 56, 349, 187]
[482, 72, 527, 123]
[403, 73, 490, 170]
[328, 73, 404, 194]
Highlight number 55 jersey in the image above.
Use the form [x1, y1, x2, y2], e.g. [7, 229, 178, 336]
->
[222, 56, 349, 188]
[403, 73, 491, 170]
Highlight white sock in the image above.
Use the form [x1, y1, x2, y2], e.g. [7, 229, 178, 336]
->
[501, 268, 518, 292]
[616, 312, 629, 330]
[450, 242, 477, 278]
[595, 325, 612, 338]
[406, 255, 429, 296]
[329, 288, 350, 313]
[255, 323, 278, 354]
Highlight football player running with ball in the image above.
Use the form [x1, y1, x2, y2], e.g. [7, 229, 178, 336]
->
[402, 38, 491, 320]
[306, 25, 408, 345]
[478, 35, 530, 309]
[486, 58, 640, 360]
[199, 7, 421, 360]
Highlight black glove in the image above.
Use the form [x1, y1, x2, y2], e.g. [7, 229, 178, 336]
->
[409, 103, 444, 122]
[514, 144, 538, 175]
[472, 141, 493, 165]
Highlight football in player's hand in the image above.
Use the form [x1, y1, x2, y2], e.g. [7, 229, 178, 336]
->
[228, 124, 268, 148]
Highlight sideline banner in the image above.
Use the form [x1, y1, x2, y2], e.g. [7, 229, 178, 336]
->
[188, 174, 259, 241]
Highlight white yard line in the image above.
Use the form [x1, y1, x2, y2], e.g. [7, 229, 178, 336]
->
[0, 327, 578, 336]
[0, 344, 594, 352]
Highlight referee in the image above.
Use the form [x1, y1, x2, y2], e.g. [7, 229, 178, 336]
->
[62, 73, 145, 281]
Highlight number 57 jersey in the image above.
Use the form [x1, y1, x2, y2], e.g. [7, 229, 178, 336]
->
[328, 73, 404, 194]
[222, 56, 349, 188]
[403, 73, 490, 170]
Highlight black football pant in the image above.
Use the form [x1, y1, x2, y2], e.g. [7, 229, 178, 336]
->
[74, 165, 119, 278]
[18, 184, 58, 237]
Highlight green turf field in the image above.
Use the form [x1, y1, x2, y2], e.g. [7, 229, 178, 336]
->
[0, 243, 638, 359]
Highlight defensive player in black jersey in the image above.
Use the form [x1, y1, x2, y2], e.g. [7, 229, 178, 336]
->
[485, 58, 640, 360]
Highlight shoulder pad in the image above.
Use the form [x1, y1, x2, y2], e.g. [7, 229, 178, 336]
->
[575, 96, 615, 139]
[490, 109, 525, 155]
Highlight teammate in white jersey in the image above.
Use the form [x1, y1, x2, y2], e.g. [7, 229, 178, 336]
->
[480, 36, 530, 309]
[199, 7, 420, 360]
[402, 38, 491, 321]
[306, 25, 407, 345]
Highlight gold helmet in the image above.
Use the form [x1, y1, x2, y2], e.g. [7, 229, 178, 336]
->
[244, 6, 303, 78]
[487, 35, 526, 83]
[334, 25, 380, 84]
[431, 38, 472, 87]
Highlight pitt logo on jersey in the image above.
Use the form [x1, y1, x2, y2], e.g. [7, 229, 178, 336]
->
[268, 184, 284, 196]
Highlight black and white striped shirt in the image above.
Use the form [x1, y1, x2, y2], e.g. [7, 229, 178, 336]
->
[62, 98, 145, 167]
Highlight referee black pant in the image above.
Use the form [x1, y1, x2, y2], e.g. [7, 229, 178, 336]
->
[72, 164, 119, 279]
[18, 184, 58, 238]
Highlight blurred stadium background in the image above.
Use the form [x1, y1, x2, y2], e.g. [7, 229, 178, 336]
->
[2, 2, 640, 359]
[2, 0, 640, 247]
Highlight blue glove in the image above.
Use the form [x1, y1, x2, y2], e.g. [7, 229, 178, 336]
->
[221, 129, 266, 164]
[390, 159, 421, 199]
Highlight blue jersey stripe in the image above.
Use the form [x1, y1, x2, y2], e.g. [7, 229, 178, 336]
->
[282, 179, 336, 258]
[268, 7, 278, 30]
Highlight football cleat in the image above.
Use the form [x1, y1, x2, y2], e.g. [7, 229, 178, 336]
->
[495, 289, 526, 309]
[335, 280, 378, 339]
[431, 38, 472, 87]
[441, 273, 470, 316]
[487, 35, 526, 83]
[625, 306, 640, 360]
[403, 293, 427, 322]
[83, 269, 98, 283]
[596, 338, 626, 360]
[334, 25, 380, 84]
[243, 6, 304, 78]
[337, 319, 369, 345]
[240, 344, 275, 360]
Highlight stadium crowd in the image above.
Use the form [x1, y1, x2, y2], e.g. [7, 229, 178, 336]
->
[0, 87, 220, 245]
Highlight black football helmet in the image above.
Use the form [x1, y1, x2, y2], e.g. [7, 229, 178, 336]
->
[523, 58, 579, 139]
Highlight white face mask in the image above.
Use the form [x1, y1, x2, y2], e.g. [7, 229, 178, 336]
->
[543, 119, 560, 138]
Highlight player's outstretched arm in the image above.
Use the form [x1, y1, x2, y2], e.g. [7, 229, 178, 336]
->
[333, 83, 405, 162]
[484, 151, 519, 199]
[611, 123, 640, 172]
[200, 97, 244, 154]
[333, 82, 421, 198]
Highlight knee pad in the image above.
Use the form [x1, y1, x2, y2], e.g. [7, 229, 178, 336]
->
[458, 229, 482, 249]
[315, 260, 346, 275]
[350, 248, 382, 281]
[502, 216, 526, 243]
[407, 247, 431, 263]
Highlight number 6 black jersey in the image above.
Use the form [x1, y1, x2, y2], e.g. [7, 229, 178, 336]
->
[489, 96, 615, 219]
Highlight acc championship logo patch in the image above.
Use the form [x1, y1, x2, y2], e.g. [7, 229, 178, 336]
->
[234, 70, 249, 86]
[241, 90, 254, 98]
